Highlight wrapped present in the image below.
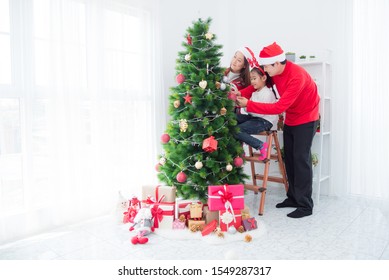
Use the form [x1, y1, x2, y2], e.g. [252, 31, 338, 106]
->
[201, 219, 217, 236]
[172, 219, 186, 230]
[241, 204, 251, 220]
[188, 219, 205, 231]
[207, 184, 244, 211]
[219, 209, 242, 232]
[203, 205, 219, 224]
[242, 217, 257, 231]
[177, 199, 200, 221]
[202, 136, 218, 153]
[151, 203, 175, 229]
[189, 203, 203, 219]
[142, 185, 176, 205]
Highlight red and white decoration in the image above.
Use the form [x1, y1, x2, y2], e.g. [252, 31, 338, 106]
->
[258, 42, 286, 65]
[207, 184, 244, 212]
[219, 209, 242, 232]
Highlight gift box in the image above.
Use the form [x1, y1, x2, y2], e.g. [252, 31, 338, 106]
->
[203, 205, 219, 224]
[172, 219, 186, 230]
[202, 136, 218, 153]
[219, 209, 242, 232]
[123, 206, 138, 224]
[142, 185, 176, 204]
[241, 204, 251, 220]
[177, 199, 200, 221]
[188, 219, 205, 231]
[190, 203, 203, 219]
[207, 184, 244, 211]
[151, 203, 175, 229]
[242, 217, 257, 231]
[201, 219, 217, 236]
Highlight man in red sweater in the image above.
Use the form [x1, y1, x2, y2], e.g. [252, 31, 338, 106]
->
[236, 42, 320, 218]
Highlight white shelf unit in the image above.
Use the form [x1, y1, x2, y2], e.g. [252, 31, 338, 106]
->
[298, 61, 332, 203]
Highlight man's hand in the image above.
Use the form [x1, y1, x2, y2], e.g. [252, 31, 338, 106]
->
[236, 96, 248, 107]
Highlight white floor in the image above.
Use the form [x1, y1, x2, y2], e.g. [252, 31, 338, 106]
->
[1, 186, 389, 260]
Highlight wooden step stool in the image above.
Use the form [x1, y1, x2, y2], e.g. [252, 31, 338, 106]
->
[243, 130, 288, 215]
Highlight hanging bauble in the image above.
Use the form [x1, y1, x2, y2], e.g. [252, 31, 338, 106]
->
[185, 54, 191, 61]
[187, 34, 192, 45]
[220, 83, 226, 90]
[223, 76, 228, 83]
[176, 171, 187, 183]
[199, 80, 207, 89]
[159, 157, 166, 165]
[195, 161, 203, 170]
[161, 133, 170, 144]
[155, 163, 162, 172]
[233, 156, 244, 167]
[220, 107, 227, 115]
[205, 32, 213, 40]
[173, 100, 180, 108]
[228, 226, 237, 234]
[226, 164, 233, 172]
[176, 74, 185, 84]
[202, 136, 218, 153]
[227, 91, 237, 101]
[179, 119, 188, 132]
[215, 81, 221, 89]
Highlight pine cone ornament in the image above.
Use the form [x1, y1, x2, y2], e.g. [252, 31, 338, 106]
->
[237, 225, 245, 233]
[244, 234, 252, 242]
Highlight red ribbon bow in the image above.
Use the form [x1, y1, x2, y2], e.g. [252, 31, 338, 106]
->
[248, 218, 256, 229]
[212, 185, 233, 204]
[151, 205, 164, 228]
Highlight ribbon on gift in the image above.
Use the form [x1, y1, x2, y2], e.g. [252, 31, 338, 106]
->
[151, 204, 164, 228]
[211, 185, 234, 214]
[247, 218, 256, 229]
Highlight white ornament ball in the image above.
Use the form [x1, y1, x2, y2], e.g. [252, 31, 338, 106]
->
[159, 157, 166, 165]
[195, 161, 203, 169]
[223, 76, 228, 83]
[226, 164, 233, 172]
[184, 54, 191, 61]
[228, 226, 237, 234]
[220, 83, 226, 91]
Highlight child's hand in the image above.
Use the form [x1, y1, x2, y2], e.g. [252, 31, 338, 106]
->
[236, 96, 248, 107]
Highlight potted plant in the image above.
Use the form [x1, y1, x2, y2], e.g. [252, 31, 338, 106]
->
[285, 52, 296, 62]
[309, 55, 316, 61]
[299, 55, 306, 61]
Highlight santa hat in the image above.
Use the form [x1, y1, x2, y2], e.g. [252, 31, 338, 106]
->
[258, 42, 286, 65]
[237, 47, 260, 71]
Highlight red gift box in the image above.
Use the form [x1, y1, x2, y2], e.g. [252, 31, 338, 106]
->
[219, 209, 242, 232]
[207, 184, 244, 211]
[242, 217, 257, 231]
[202, 136, 218, 153]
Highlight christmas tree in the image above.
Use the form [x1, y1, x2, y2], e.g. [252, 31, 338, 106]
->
[157, 18, 246, 202]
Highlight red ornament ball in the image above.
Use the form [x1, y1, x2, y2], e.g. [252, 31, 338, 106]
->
[176, 171, 187, 183]
[234, 156, 244, 167]
[176, 74, 185, 84]
[155, 163, 162, 172]
[161, 133, 170, 144]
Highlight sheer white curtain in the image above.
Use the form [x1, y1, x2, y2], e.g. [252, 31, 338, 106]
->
[0, 0, 163, 243]
[348, 0, 389, 199]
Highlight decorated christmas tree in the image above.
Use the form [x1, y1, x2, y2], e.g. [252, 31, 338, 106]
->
[157, 18, 246, 202]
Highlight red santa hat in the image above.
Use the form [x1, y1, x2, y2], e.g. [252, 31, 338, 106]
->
[237, 47, 260, 71]
[258, 42, 286, 65]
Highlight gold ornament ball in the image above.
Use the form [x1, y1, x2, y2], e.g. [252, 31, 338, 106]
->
[159, 157, 166, 165]
[220, 107, 227, 115]
[226, 164, 233, 172]
[173, 100, 180, 108]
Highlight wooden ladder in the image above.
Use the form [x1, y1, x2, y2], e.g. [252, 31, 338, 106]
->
[243, 130, 288, 215]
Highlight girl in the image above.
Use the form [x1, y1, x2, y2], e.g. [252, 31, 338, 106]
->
[234, 66, 278, 160]
[224, 48, 251, 113]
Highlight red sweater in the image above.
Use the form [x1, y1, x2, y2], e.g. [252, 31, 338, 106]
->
[240, 61, 320, 126]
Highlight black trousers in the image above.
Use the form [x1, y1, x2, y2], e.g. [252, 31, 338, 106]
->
[283, 120, 318, 211]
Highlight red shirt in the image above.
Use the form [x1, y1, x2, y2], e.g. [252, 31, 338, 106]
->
[240, 61, 320, 126]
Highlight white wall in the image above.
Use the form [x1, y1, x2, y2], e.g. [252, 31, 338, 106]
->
[158, 0, 350, 196]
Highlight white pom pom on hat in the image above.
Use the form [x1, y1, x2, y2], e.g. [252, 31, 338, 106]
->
[258, 42, 286, 65]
